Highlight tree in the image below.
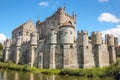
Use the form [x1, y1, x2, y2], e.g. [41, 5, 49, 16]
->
[0, 42, 3, 50]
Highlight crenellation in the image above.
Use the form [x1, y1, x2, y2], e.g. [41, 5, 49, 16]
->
[2, 7, 118, 69]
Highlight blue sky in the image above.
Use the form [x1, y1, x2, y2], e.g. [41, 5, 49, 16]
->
[0, 0, 120, 43]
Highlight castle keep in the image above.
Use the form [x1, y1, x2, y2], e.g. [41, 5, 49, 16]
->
[2, 7, 118, 69]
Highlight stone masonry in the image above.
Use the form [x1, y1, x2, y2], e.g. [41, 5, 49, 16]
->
[2, 7, 118, 69]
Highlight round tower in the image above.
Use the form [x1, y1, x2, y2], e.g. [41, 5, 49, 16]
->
[49, 29, 57, 44]
[77, 30, 88, 46]
[106, 34, 114, 46]
[3, 39, 11, 62]
[91, 32, 102, 45]
[60, 21, 75, 44]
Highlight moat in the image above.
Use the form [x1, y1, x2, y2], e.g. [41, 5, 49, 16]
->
[0, 70, 114, 80]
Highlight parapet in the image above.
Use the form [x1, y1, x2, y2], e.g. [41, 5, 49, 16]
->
[78, 30, 88, 35]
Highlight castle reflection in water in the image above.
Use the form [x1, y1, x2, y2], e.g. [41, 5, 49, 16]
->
[0, 70, 114, 80]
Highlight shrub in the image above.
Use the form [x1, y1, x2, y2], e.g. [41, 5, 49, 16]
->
[23, 65, 31, 71]
[59, 69, 80, 76]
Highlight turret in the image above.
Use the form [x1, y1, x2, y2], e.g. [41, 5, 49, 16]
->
[49, 29, 57, 44]
[60, 21, 75, 44]
[15, 35, 21, 64]
[105, 34, 116, 63]
[91, 32, 102, 45]
[49, 29, 57, 69]
[58, 7, 66, 25]
[3, 39, 11, 62]
[77, 30, 88, 46]
[29, 32, 37, 67]
[106, 34, 114, 47]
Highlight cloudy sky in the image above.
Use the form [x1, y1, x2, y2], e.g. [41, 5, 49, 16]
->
[0, 0, 120, 43]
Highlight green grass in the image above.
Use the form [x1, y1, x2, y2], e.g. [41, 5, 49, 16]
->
[0, 57, 120, 78]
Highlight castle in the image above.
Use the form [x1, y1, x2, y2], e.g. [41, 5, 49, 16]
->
[2, 7, 118, 69]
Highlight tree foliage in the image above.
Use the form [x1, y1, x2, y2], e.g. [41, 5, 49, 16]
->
[0, 42, 3, 50]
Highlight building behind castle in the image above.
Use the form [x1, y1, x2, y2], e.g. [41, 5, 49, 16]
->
[2, 7, 118, 69]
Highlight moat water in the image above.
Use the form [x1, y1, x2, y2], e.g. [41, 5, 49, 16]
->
[0, 70, 114, 80]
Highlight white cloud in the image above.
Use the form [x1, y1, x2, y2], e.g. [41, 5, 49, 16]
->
[101, 25, 120, 44]
[102, 25, 120, 37]
[99, 0, 109, 3]
[98, 13, 120, 23]
[39, 2, 49, 6]
[0, 34, 6, 44]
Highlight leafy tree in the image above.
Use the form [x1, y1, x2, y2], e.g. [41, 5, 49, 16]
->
[0, 42, 3, 50]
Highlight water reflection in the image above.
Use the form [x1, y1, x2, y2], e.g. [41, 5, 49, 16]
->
[14, 72, 18, 80]
[0, 70, 114, 80]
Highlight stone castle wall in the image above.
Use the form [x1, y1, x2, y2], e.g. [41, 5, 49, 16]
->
[2, 7, 118, 69]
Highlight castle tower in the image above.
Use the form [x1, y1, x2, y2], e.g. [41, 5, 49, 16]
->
[77, 30, 88, 46]
[49, 29, 57, 69]
[106, 34, 114, 46]
[60, 21, 75, 68]
[106, 34, 116, 63]
[58, 7, 66, 26]
[114, 37, 119, 47]
[29, 32, 37, 67]
[91, 32, 106, 67]
[91, 32, 102, 45]
[77, 30, 95, 68]
[3, 39, 11, 62]
[15, 35, 21, 64]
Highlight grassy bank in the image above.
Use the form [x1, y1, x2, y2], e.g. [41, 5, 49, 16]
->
[0, 58, 120, 78]
[0, 62, 61, 74]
